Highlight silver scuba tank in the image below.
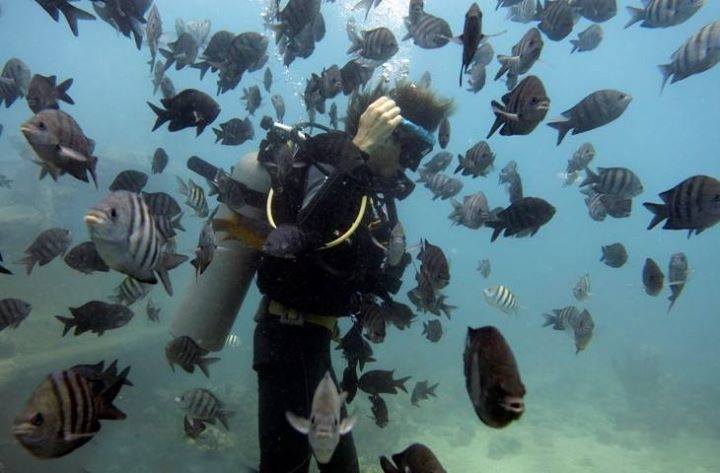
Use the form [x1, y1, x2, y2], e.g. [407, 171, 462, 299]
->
[170, 151, 271, 352]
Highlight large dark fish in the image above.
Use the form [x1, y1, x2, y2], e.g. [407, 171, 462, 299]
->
[165, 335, 220, 377]
[548, 90, 632, 145]
[658, 21, 720, 93]
[380, 443, 447, 473]
[667, 253, 689, 312]
[17, 228, 72, 275]
[643, 175, 720, 236]
[542, 306, 595, 353]
[26, 74, 74, 113]
[536, 0, 577, 42]
[464, 326, 525, 428]
[487, 197, 556, 241]
[347, 26, 399, 63]
[580, 167, 643, 199]
[109, 170, 148, 193]
[147, 89, 220, 136]
[488, 75, 550, 138]
[193, 30, 234, 80]
[626, 0, 704, 29]
[643, 258, 665, 296]
[55, 301, 134, 336]
[456, 3, 484, 86]
[271, 0, 322, 43]
[358, 370, 411, 395]
[33, 0, 96, 37]
[160, 32, 200, 72]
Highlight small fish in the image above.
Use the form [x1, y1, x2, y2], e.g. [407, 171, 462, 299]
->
[0, 58, 31, 108]
[571, 24, 603, 54]
[143, 191, 185, 240]
[145, 4, 162, 70]
[644, 175, 720, 237]
[242, 85, 262, 115]
[417, 239, 450, 290]
[0, 173, 10, 189]
[165, 335, 220, 377]
[416, 70, 432, 89]
[421, 173, 463, 200]
[32, 0, 96, 37]
[422, 319, 443, 342]
[448, 192, 491, 229]
[536, 0, 576, 41]
[360, 302, 386, 344]
[183, 416, 206, 439]
[506, 0, 538, 23]
[55, 301, 134, 337]
[495, 28, 543, 89]
[328, 102, 338, 129]
[109, 170, 148, 193]
[271, 94, 286, 122]
[585, 191, 607, 221]
[177, 177, 209, 218]
[573, 273, 591, 300]
[191, 217, 217, 277]
[477, 259, 491, 278]
[410, 380, 438, 407]
[421, 152, 453, 175]
[225, 333, 241, 349]
[152, 60, 165, 94]
[601, 243, 628, 268]
[483, 284, 519, 314]
[212, 117, 254, 146]
[151, 148, 169, 174]
[464, 326, 525, 427]
[643, 258, 665, 296]
[580, 167, 643, 199]
[160, 76, 176, 100]
[403, 10, 453, 49]
[381, 301, 415, 330]
[347, 26, 399, 63]
[148, 89, 220, 136]
[369, 394, 389, 428]
[26, 74, 74, 113]
[455, 141, 495, 178]
[358, 370, 411, 395]
[488, 75, 550, 138]
[466, 63, 486, 92]
[13, 360, 129, 458]
[145, 298, 160, 322]
[286, 372, 356, 464]
[109, 277, 152, 306]
[336, 323, 376, 371]
[667, 252, 689, 312]
[542, 306, 595, 353]
[474, 41, 495, 66]
[160, 32, 199, 71]
[263, 67, 273, 92]
[658, 21, 720, 93]
[341, 364, 359, 404]
[17, 228, 72, 275]
[0, 299, 32, 331]
[64, 241, 109, 275]
[549, 90, 632, 146]
[625, 0, 704, 29]
[380, 444, 447, 473]
[487, 197, 556, 241]
[455, 3, 484, 86]
[438, 118, 450, 149]
[566, 142, 595, 173]
[175, 388, 234, 430]
[386, 222, 407, 267]
[573, 0, 617, 23]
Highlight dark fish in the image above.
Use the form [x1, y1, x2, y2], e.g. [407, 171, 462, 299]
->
[573, 0, 617, 23]
[542, 306, 595, 353]
[422, 319, 443, 342]
[380, 444, 447, 473]
[449, 192, 491, 229]
[602, 194, 632, 219]
[571, 24, 603, 54]
[403, 10, 453, 49]
[175, 388, 234, 429]
[600, 243, 627, 268]
[455, 141, 495, 178]
[177, 177, 209, 217]
[55, 301, 134, 336]
[193, 30, 234, 80]
[358, 370, 410, 395]
[488, 75, 550, 138]
[417, 239, 450, 290]
[347, 27, 399, 62]
[477, 259, 491, 278]
[658, 21, 720, 92]
[109, 276, 151, 306]
[465, 63, 487, 92]
[464, 326, 525, 427]
[213, 117, 254, 146]
[438, 118, 450, 149]
[92, 0, 151, 49]
[339, 59, 374, 95]
[0, 251, 12, 275]
[160, 32, 199, 71]
[381, 301, 415, 330]
[644, 175, 720, 236]
[536, 0, 577, 42]
[667, 252, 689, 312]
[109, 170, 148, 193]
[242, 85, 262, 115]
[573, 273, 591, 301]
[580, 167, 643, 198]
[64, 241, 109, 275]
[487, 197, 556, 241]
[160, 76, 176, 100]
[341, 364, 359, 404]
[33, 0, 96, 37]
[548, 90, 632, 145]
[13, 360, 129, 458]
[271, 95, 286, 122]
[0, 299, 32, 331]
[336, 323, 376, 371]
[329, 102, 338, 129]
[421, 173, 463, 200]
[148, 89, 220, 136]
[165, 335, 220, 377]
[643, 258, 664, 296]
[0, 58, 31, 108]
[566, 142, 595, 173]
[262, 67, 273, 93]
[369, 394, 388, 428]
[360, 302, 386, 344]
[190, 217, 217, 277]
[422, 151, 453, 175]
[85, 191, 188, 295]
[17, 228, 72, 275]
[495, 28, 543, 90]
[455, 3, 484, 86]
[26, 74, 74, 113]
[151, 148, 169, 174]
[270, 0, 321, 44]
[183, 416, 206, 439]
[410, 380, 438, 407]
[626, 0, 704, 29]
[145, 298, 160, 322]
[21, 109, 98, 186]
[145, 4, 162, 70]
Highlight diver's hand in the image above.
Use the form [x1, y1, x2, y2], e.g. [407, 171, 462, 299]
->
[352, 97, 403, 156]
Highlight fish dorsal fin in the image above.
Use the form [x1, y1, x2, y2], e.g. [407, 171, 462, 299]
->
[658, 189, 674, 203]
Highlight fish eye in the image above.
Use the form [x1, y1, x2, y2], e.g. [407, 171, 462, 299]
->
[30, 413, 44, 426]
[619, 94, 626, 100]
[38, 121, 46, 130]
[110, 208, 118, 219]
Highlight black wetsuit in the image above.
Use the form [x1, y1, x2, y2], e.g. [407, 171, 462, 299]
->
[253, 133, 391, 473]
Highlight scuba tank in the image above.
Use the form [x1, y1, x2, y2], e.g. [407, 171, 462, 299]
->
[170, 151, 271, 352]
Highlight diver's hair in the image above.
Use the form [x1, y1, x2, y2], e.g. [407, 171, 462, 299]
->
[344, 80, 455, 137]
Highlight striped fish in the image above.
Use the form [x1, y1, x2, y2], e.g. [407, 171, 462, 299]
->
[573, 0, 617, 23]
[667, 252, 689, 312]
[359, 302, 386, 344]
[225, 333, 242, 349]
[536, 0, 577, 42]
[85, 191, 188, 296]
[109, 277, 151, 306]
[658, 21, 720, 92]
[403, 11, 453, 49]
[143, 191, 185, 240]
[488, 75, 550, 138]
[585, 191, 607, 221]
[644, 175, 720, 237]
[580, 167, 643, 199]
[16, 228, 72, 275]
[548, 90, 632, 145]
[422, 173, 463, 200]
[146, 298, 161, 322]
[456, 141, 495, 178]
[176, 177, 209, 217]
[495, 28, 543, 87]
[506, 0, 538, 23]
[175, 388, 234, 429]
[625, 0, 704, 29]
[573, 273, 591, 300]
[483, 285, 520, 314]
[347, 27, 398, 62]
[165, 335, 220, 377]
[571, 24, 603, 54]
[418, 239, 450, 290]
[449, 192, 491, 229]
[542, 306, 594, 353]
[566, 142, 595, 173]
[146, 4, 162, 71]
[12, 361, 129, 459]
[0, 298, 32, 331]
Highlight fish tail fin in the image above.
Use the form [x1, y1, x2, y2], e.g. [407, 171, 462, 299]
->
[485, 219, 504, 242]
[427, 383, 439, 397]
[218, 409, 235, 430]
[667, 295, 677, 313]
[658, 64, 673, 94]
[570, 40, 579, 54]
[197, 357, 221, 378]
[488, 101, 505, 138]
[16, 255, 36, 275]
[624, 6, 644, 29]
[395, 376, 411, 393]
[643, 202, 667, 230]
[147, 102, 170, 132]
[55, 315, 75, 336]
[96, 365, 130, 421]
[0, 264, 12, 275]
[156, 252, 189, 295]
[175, 175, 189, 196]
[56, 78, 74, 104]
[57, 2, 95, 37]
[159, 49, 176, 71]
[88, 156, 99, 189]
[547, 119, 572, 146]
[171, 213, 185, 232]
[212, 127, 223, 143]
[494, 55, 516, 80]
[541, 313, 556, 328]
[454, 154, 464, 174]
[380, 457, 401, 473]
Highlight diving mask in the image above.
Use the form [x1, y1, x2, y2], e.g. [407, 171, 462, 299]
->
[393, 118, 436, 172]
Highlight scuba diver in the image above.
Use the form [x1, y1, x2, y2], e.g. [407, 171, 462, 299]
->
[171, 80, 453, 472]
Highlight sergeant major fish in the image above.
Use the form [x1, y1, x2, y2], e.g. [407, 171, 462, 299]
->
[483, 284, 520, 314]
[548, 90, 632, 145]
[644, 175, 720, 237]
[176, 388, 234, 429]
[667, 252, 689, 312]
[573, 273, 591, 300]
[625, 0, 704, 29]
[658, 21, 720, 93]
[542, 306, 595, 353]
[176, 177, 209, 218]
[165, 335, 220, 377]
[571, 24, 603, 54]
[17, 228, 72, 275]
[0, 299, 32, 331]
[495, 28, 543, 90]
[600, 242, 628, 268]
[26, 74, 74, 113]
[488, 75, 550, 138]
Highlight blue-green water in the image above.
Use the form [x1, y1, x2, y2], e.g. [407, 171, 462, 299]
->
[1, 0, 720, 472]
